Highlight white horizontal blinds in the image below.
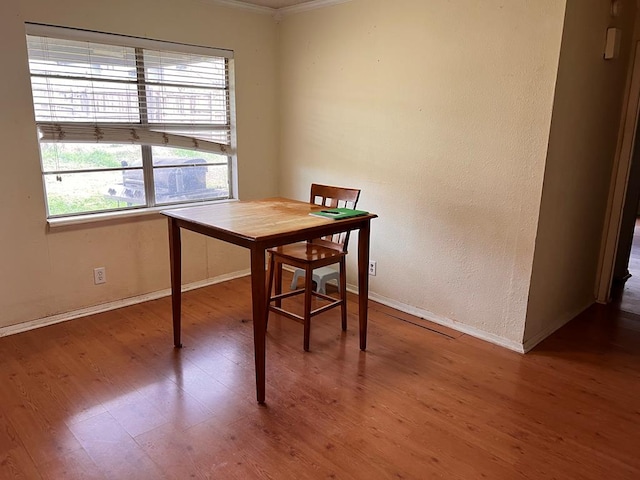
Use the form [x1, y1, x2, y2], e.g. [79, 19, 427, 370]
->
[26, 32, 233, 154]
[143, 50, 230, 142]
[28, 36, 140, 122]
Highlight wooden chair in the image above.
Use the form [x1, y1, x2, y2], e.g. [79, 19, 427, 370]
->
[266, 184, 361, 351]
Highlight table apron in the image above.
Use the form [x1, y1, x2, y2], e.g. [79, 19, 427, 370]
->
[172, 217, 372, 251]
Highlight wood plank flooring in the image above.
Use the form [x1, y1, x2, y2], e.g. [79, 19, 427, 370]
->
[0, 274, 639, 479]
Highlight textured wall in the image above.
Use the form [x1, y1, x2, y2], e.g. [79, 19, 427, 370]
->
[278, 0, 566, 347]
[0, 0, 279, 328]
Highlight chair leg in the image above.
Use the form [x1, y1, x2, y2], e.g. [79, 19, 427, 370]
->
[318, 275, 326, 295]
[339, 257, 347, 331]
[265, 253, 275, 330]
[275, 260, 283, 308]
[303, 264, 313, 351]
[291, 268, 302, 290]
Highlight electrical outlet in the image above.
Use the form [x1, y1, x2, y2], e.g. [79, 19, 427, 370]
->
[368, 260, 377, 276]
[94, 267, 106, 285]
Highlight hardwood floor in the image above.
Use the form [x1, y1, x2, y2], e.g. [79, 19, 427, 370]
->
[1, 274, 639, 479]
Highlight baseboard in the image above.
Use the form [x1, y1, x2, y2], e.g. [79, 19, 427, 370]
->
[274, 268, 525, 352]
[3, 269, 583, 354]
[346, 285, 527, 353]
[0, 269, 251, 338]
[521, 301, 593, 353]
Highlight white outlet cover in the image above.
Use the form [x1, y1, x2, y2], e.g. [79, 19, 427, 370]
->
[94, 267, 106, 284]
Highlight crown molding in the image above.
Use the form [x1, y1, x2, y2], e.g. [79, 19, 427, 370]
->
[278, 0, 352, 16]
[198, 0, 275, 15]
[198, 0, 352, 17]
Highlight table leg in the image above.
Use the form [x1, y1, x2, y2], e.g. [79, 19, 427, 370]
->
[357, 221, 371, 351]
[168, 218, 182, 348]
[250, 247, 267, 404]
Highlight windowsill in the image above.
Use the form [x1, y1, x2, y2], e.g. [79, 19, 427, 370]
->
[47, 198, 239, 228]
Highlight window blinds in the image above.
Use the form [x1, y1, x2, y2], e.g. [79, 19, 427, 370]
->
[26, 26, 234, 155]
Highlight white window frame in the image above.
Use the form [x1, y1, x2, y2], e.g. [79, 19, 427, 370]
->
[25, 23, 238, 226]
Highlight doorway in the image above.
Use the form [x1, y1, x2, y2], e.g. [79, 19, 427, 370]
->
[611, 216, 640, 314]
[598, 41, 640, 304]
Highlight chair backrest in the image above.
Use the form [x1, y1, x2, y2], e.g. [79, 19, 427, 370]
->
[309, 183, 361, 252]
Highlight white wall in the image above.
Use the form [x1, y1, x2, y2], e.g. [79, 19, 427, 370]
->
[278, 0, 567, 348]
[0, 0, 279, 329]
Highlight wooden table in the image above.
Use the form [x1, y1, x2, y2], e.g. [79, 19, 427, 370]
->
[162, 197, 377, 404]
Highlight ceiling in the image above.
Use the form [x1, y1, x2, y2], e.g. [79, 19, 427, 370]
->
[232, 0, 318, 8]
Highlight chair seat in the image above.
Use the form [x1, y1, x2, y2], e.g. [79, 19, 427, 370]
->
[268, 242, 345, 267]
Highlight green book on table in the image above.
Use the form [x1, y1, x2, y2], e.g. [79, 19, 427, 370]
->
[309, 208, 369, 219]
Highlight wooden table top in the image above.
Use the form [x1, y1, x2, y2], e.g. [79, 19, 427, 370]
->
[162, 197, 377, 244]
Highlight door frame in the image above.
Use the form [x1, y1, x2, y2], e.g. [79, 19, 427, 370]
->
[597, 41, 640, 303]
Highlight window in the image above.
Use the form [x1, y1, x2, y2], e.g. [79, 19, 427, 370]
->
[26, 24, 236, 219]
